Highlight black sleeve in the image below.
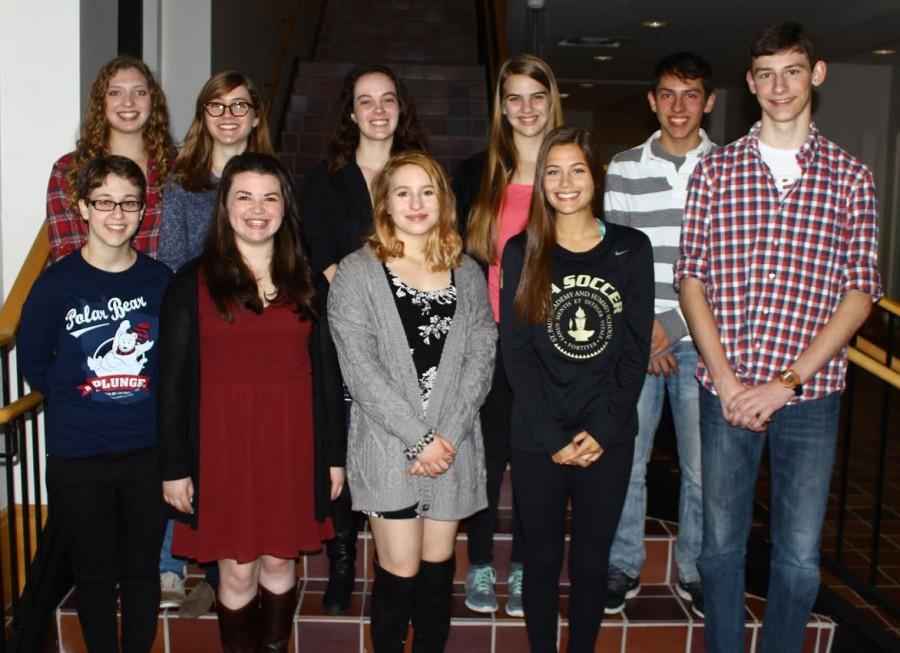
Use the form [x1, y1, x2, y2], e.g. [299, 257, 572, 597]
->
[300, 164, 339, 273]
[585, 232, 654, 448]
[157, 267, 198, 482]
[499, 235, 572, 455]
[451, 150, 487, 239]
[311, 276, 347, 468]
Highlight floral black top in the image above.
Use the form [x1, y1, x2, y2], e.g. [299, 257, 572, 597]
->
[384, 264, 457, 411]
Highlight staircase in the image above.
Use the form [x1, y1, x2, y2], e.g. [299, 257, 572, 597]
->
[54, 465, 836, 652]
[52, 0, 836, 649]
[279, 0, 489, 179]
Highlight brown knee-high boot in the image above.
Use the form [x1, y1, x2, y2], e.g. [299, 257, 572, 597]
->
[216, 595, 258, 653]
[259, 585, 297, 652]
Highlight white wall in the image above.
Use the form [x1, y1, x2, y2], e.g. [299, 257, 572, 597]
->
[157, 0, 212, 141]
[0, 1, 82, 297]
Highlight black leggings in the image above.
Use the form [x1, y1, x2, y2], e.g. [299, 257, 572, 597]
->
[465, 347, 524, 566]
[47, 447, 166, 653]
[512, 441, 633, 653]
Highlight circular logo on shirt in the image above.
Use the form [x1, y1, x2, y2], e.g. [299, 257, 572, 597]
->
[546, 274, 622, 359]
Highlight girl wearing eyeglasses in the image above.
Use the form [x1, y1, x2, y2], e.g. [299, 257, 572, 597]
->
[46, 56, 175, 263]
[21, 155, 174, 653]
[158, 71, 274, 272]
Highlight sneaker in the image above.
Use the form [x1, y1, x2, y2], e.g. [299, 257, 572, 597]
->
[160, 571, 186, 608]
[604, 567, 640, 614]
[179, 579, 215, 618]
[464, 564, 498, 613]
[675, 579, 704, 618]
[505, 563, 524, 617]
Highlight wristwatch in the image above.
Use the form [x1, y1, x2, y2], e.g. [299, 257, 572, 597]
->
[778, 368, 803, 396]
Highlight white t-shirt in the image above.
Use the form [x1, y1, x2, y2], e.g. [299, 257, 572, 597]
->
[758, 140, 801, 199]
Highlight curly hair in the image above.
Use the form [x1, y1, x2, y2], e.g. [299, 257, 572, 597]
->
[368, 151, 462, 272]
[173, 71, 274, 192]
[66, 56, 175, 210]
[326, 64, 427, 173]
[202, 152, 317, 323]
[465, 54, 563, 265]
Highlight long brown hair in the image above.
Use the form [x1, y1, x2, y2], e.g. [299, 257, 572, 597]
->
[66, 56, 175, 209]
[173, 71, 274, 192]
[368, 151, 462, 272]
[514, 127, 598, 323]
[326, 64, 427, 173]
[202, 152, 316, 322]
[465, 54, 563, 265]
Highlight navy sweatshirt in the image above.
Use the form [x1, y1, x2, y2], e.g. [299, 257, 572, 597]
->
[500, 223, 654, 454]
[18, 251, 172, 458]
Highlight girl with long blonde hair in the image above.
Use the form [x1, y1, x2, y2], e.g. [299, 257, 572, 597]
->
[450, 53, 563, 617]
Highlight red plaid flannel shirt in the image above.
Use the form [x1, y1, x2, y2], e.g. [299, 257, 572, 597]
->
[46, 152, 165, 262]
[675, 122, 882, 401]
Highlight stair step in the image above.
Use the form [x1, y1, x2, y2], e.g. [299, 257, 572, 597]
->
[280, 61, 488, 178]
[55, 581, 835, 652]
[53, 516, 835, 651]
[314, 0, 478, 65]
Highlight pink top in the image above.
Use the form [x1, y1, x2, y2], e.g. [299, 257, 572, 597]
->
[488, 183, 532, 321]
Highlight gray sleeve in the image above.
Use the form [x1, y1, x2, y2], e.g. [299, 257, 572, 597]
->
[657, 308, 688, 346]
[437, 263, 496, 447]
[327, 256, 432, 448]
[158, 184, 188, 272]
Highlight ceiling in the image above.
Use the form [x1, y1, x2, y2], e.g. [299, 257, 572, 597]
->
[506, 0, 900, 97]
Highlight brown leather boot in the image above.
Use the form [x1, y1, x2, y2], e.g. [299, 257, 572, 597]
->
[259, 585, 297, 652]
[216, 595, 258, 653]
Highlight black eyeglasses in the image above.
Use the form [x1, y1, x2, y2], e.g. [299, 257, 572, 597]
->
[86, 199, 144, 212]
[203, 101, 255, 117]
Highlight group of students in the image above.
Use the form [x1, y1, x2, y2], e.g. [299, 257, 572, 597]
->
[16, 18, 882, 653]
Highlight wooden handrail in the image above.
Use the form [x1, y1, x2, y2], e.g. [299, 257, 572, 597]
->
[876, 296, 900, 318]
[849, 346, 900, 389]
[0, 392, 44, 426]
[0, 224, 50, 348]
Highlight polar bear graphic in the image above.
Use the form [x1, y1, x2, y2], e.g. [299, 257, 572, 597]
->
[87, 320, 154, 377]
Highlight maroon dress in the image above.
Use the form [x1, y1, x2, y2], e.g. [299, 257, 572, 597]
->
[173, 285, 333, 563]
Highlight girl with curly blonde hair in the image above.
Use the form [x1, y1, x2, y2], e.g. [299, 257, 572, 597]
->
[46, 55, 175, 262]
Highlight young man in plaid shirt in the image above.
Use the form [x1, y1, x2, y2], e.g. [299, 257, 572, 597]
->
[675, 23, 882, 652]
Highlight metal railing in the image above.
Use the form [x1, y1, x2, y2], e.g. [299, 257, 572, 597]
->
[0, 225, 51, 652]
[824, 297, 900, 621]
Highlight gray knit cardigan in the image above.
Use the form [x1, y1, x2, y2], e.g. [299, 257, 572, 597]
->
[328, 246, 496, 520]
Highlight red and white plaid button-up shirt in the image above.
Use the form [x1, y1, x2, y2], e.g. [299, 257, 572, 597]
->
[675, 122, 882, 401]
[46, 151, 166, 263]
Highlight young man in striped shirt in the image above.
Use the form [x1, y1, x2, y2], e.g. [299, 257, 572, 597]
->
[603, 52, 716, 616]
[676, 23, 881, 652]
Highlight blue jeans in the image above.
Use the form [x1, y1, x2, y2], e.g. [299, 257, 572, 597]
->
[698, 388, 840, 653]
[159, 519, 185, 577]
[609, 340, 702, 583]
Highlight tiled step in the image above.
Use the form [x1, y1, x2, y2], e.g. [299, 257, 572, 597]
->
[313, 0, 478, 65]
[54, 517, 835, 652]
